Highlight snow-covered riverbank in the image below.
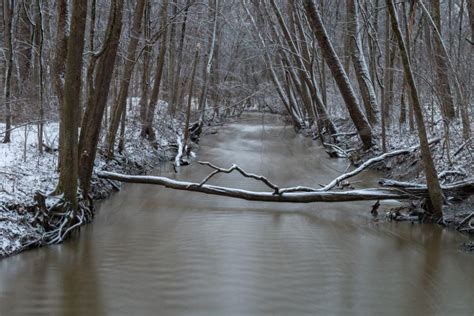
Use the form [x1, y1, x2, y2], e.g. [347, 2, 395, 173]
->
[0, 100, 183, 257]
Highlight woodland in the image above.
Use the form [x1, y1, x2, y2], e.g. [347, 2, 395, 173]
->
[0, 0, 473, 257]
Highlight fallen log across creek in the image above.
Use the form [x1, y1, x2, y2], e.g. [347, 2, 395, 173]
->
[97, 167, 473, 203]
[97, 138, 473, 203]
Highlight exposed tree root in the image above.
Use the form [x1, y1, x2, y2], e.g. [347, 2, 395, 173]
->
[30, 192, 94, 247]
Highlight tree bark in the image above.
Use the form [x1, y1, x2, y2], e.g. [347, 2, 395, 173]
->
[2, 0, 13, 143]
[57, 0, 88, 209]
[348, 0, 378, 126]
[303, 0, 374, 148]
[79, 0, 124, 195]
[386, 0, 444, 217]
[432, 0, 456, 120]
[196, 0, 219, 136]
[106, 0, 146, 158]
[183, 48, 200, 150]
[141, 0, 169, 141]
[170, 0, 190, 116]
[467, 0, 474, 42]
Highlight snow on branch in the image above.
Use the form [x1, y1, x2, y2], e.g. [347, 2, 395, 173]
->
[197, 161, 280, 194]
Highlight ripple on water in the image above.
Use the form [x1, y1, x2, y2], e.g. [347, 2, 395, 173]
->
[0, 113, 473, 316]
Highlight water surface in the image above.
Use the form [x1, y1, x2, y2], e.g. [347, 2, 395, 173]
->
[1, 113, 473, 315]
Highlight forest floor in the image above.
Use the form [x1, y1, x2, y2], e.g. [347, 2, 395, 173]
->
[0, 101, 183, 257]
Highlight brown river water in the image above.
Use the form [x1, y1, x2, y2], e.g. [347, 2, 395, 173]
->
[1, 113, 473, 315]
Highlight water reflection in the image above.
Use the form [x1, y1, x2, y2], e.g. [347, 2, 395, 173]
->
[0, 113, 473, 315]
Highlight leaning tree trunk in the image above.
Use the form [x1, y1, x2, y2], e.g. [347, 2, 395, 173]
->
[303, 0, 374, 149]
[386, 0, 444, 217]
[2, 0, 13, 144]
[348, 0, 378, 126]
[106, 0, 146, 158]
[268, 0, 337, 135]
[417, 0, 471, 140]
[57, 0, 88, 209]
[243, 0, 303, 129]
[467, 0, 474, 43]
[79, 0, 124, 195]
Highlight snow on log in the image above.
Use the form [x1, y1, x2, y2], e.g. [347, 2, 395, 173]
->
[97, 138, 473, 204]
[97, 171, 420, 203]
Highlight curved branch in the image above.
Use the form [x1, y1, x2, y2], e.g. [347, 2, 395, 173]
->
[198, 161, 280, 194]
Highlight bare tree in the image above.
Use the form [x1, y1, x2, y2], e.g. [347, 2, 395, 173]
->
[347, 0, 378, 126]
[2, 0, 13, 143]
[79, 0, 125, 194]
[386, 0, 444, 217]
[303, 0, 375, 148]
[141, 0, 169, 141]
[106, 0, 147, 158]
[57, 0, 88, 209]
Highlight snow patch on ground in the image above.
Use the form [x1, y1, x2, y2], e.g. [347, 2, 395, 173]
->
[0, 98, 183, 257]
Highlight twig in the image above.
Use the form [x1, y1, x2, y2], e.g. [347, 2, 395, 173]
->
[457, 213, 474, 231]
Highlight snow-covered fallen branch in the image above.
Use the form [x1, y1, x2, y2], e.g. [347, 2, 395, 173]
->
[97, 170, 423, 202]
[97, 138, 463, 204]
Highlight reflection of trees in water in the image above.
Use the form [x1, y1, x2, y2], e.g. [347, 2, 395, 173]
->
[61, 234, 104, 316]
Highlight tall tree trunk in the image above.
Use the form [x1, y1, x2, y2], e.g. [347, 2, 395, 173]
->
[386, 0, 443, 217]
[467, 0, 474, 42]
[432, 0, 455, 120]
[16, 1, 33, 94]
[2, 0, 13, 143]
[167, 1, 178, 115]
[52, 0, 68, 175]
[34, 0, 45, 154]
[183, 48, 199, 149]
[418, 0, 471, 139]
[381, 9, 393, 152]
[348, 0, 378, 126]
[106, 0, 146, 158]
[57, 0, 88, 209]
[170, 0, 190, 116]
[242, 0, 302, 129]
[141, 0, 169, 141]
[139, 1, 151, 123]
[79, 0, 124, 195]
[196, 0, 219, 133]
[303, 0, 374, 148]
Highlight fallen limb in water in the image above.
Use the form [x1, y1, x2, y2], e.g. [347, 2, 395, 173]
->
[97, 170, 472, 203]
[380, 178, 474, 200]
[97, 138, 473, 204]
[98, 170, 421, 202]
